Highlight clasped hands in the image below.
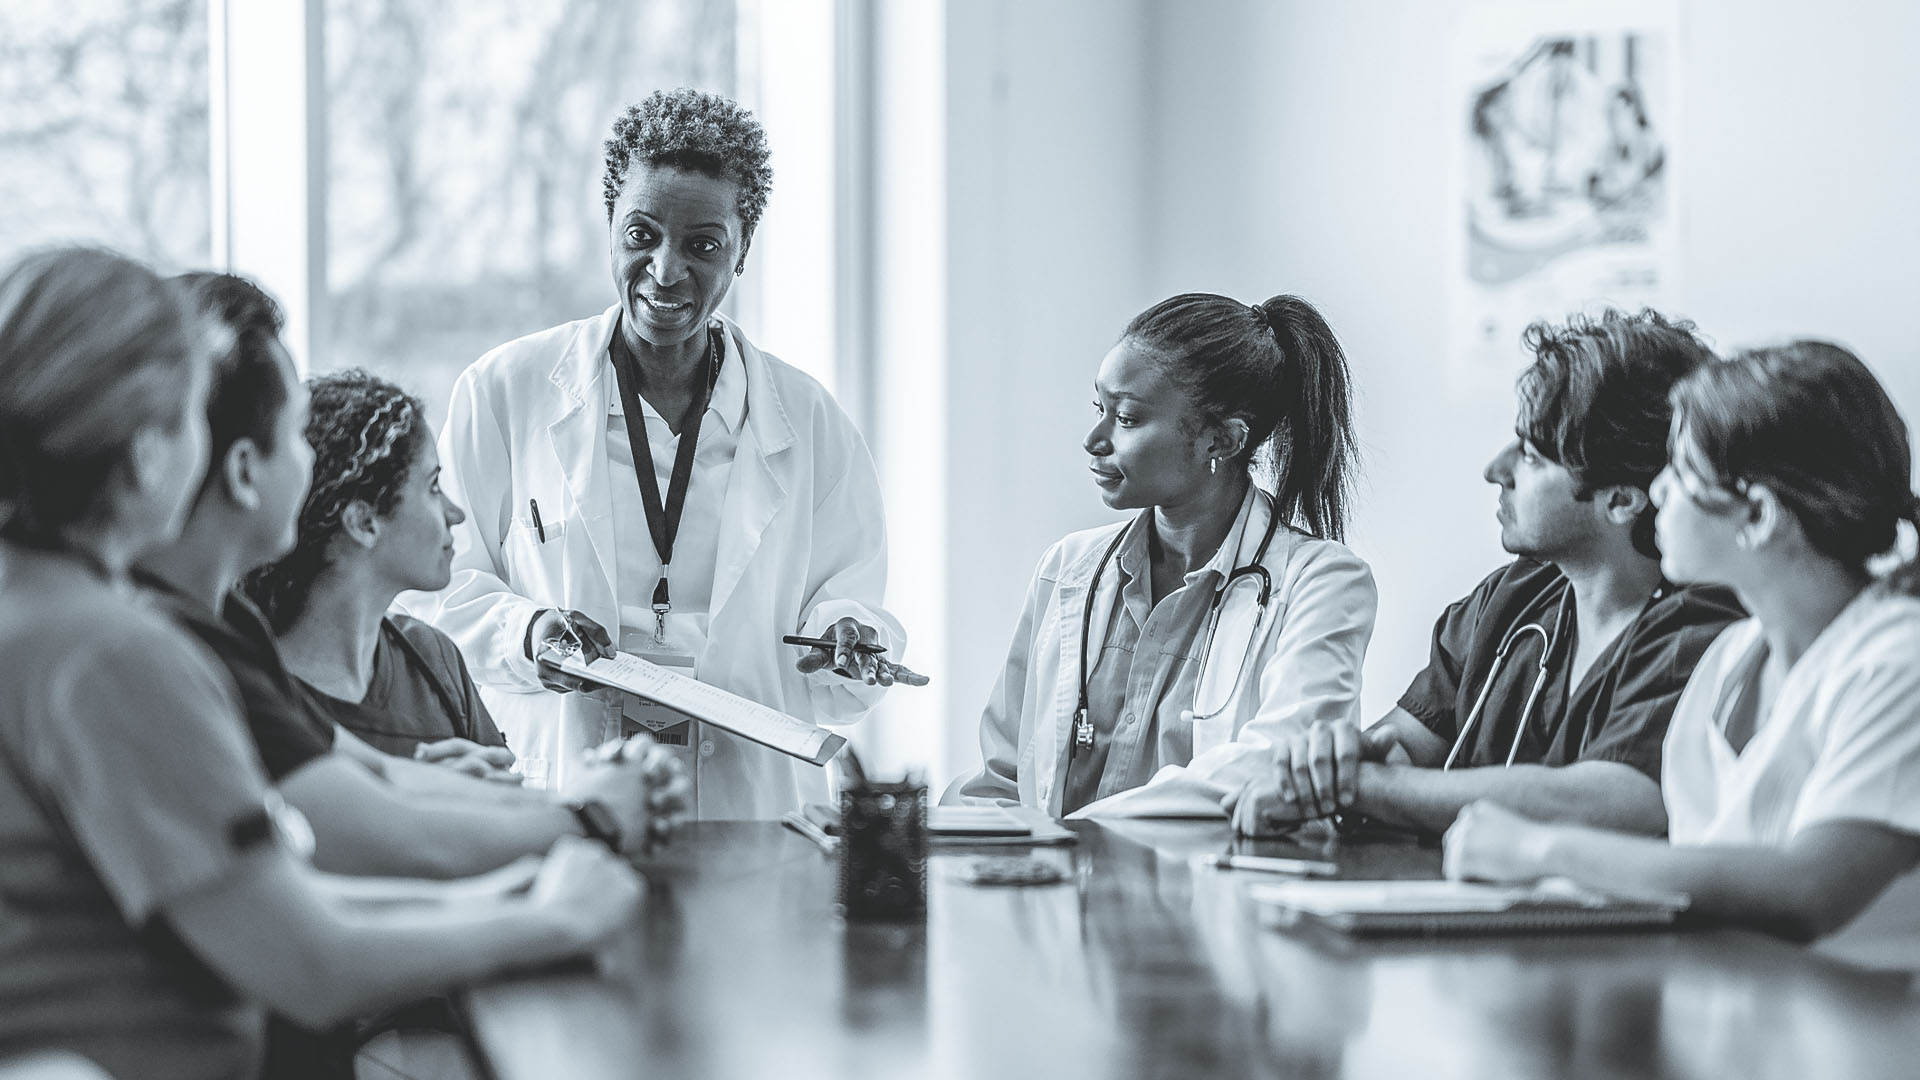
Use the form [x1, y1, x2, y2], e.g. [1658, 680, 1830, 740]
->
[1221, 719, 1404, 837]
[570, 732, 693, 855]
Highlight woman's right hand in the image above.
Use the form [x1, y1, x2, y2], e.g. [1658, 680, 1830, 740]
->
[528, 608, 615, 693]
[527, 836, 644, 949]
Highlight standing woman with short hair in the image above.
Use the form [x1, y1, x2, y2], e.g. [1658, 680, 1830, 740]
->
[1445, 342, 1920, 943]
[409, 88, 924, 813]
[0, 248, 643, 1079]
[948, 293, 1378, 818]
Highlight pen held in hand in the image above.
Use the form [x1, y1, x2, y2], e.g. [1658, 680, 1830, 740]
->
[782, 634, 888, 655]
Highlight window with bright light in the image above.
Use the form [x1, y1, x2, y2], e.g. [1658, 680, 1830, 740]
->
[319, 0, 748, 423]
[0, 0, 210, 269]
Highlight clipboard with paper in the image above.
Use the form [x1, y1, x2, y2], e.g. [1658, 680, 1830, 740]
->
[540, 643, 848, 766]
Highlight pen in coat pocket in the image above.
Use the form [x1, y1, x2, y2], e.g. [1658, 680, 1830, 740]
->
[529, 498, 547, 542]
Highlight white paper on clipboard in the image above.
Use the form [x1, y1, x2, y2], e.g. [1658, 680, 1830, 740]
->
[541, 647, 847, 766]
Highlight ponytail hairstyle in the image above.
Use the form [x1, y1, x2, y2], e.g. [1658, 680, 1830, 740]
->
[1121, 293, 1358, 541]
[0, 247, 201, 546]
[1669, 341, 1920, 593]
[243, 370, 428, 632]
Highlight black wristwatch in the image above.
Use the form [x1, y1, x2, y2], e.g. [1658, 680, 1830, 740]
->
[569, 798, 624, 852]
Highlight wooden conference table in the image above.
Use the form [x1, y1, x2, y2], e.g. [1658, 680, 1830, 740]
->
[463, 820, 1920, 1080]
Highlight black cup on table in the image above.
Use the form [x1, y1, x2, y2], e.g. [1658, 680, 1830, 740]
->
[837, 780, 928, 920]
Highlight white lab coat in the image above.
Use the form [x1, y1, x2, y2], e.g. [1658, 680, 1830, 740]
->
[946, 487, 1376, 818]
[401, 305, 901, 818]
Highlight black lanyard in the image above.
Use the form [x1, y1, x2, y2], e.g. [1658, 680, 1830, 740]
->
[608, 320, 722, 642]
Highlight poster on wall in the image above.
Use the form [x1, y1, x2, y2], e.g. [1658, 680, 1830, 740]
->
[1447, 0, 1682, 377]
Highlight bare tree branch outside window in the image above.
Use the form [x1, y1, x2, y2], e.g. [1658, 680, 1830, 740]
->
[0, 0, 210, 270]
[322, 0, 742, 424]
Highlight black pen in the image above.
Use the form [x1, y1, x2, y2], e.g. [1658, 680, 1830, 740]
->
[782, 634, 888, 655]
[529, 498, 546, 542]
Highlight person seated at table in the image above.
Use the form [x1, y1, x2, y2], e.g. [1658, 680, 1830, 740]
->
[244, 368, 509, 770]
[946, 292, 1377, 818]
[1445, 341, 1920, 942]
[138, 271, 688, 882]
[1230, 308, 1744, 837]
[0, 246, 643, 1080]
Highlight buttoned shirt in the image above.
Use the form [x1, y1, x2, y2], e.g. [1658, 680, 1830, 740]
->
[1062, 514, 1227, 813]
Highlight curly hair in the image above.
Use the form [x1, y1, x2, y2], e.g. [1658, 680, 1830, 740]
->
[0, 247, 200, 544]
[602, 88, 774, 244]
[1516, 307, 1717, 557]
[244, 370, 427, 633]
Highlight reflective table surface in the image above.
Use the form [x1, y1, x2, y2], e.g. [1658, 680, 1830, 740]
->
[464, 820, 1920, 1079]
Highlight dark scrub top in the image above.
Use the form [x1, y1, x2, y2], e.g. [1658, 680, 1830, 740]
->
[0, 546, 276, 1080]
[1398, 558, 1744, 780]
[299, 615, 506, 760]
[135, 571, 337, 780]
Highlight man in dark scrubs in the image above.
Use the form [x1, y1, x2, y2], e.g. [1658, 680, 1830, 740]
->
[1233, 308, 1743, 837]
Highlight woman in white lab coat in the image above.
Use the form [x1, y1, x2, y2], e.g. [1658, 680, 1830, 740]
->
[406, 89, 922, 818]
[947, 293, 1377, 819]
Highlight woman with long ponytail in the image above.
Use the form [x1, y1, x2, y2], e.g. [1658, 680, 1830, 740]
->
[947, 293, 1376, 818]
[1446, 341, 1920, 944]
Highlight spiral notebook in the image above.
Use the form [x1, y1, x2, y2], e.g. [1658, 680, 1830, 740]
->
[1249, 878, 1689, 938]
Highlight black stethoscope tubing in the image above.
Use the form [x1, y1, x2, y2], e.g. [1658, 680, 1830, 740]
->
[1068, 497, 1283, 767]
[1442, 587, 1573, 770]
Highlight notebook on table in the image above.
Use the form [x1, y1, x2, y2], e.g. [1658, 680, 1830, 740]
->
[1249, 878, 1689, 938]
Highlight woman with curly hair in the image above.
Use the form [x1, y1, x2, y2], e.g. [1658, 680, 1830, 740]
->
[0, 248, 643, 1080]
[404, 88, 924, 812]
[246, 370, 512, 775]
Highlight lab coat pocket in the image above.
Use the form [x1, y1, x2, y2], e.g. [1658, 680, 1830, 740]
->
[501, 515, 569, 593]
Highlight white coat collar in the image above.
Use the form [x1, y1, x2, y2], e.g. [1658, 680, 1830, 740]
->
[1060, 484, 1278, 593]
[605, 324, 750, 436]
[551, 305, 792, 452]
[540, 305, 799, 622]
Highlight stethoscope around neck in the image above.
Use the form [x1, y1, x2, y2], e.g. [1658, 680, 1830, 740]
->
[1067, 498, 1283, 765]
[1443, 587, 1574, 770]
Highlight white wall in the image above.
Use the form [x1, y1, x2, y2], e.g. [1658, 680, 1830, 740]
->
[1144, 0, 1920, 723]
[923, 0, 1920, 781]
[932, 0, 1157, 785]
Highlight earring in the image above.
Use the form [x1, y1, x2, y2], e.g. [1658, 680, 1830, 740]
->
[1208, 458, 1218, 476]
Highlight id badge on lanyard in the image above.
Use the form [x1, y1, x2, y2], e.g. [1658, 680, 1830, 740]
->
[610, 321, 720, 746]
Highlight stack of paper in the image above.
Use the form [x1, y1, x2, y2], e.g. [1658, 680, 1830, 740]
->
[543, 648, 846, 765]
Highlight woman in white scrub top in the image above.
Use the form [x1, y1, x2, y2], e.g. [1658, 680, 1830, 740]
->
[1444, 341, 1920, 942]
[946, 293, 1377, 819]
[408, 89, 923, 817]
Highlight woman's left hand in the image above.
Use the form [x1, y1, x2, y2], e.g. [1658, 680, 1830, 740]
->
[1442, 799, 1553, 884]
[794, 616, 930, 687]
